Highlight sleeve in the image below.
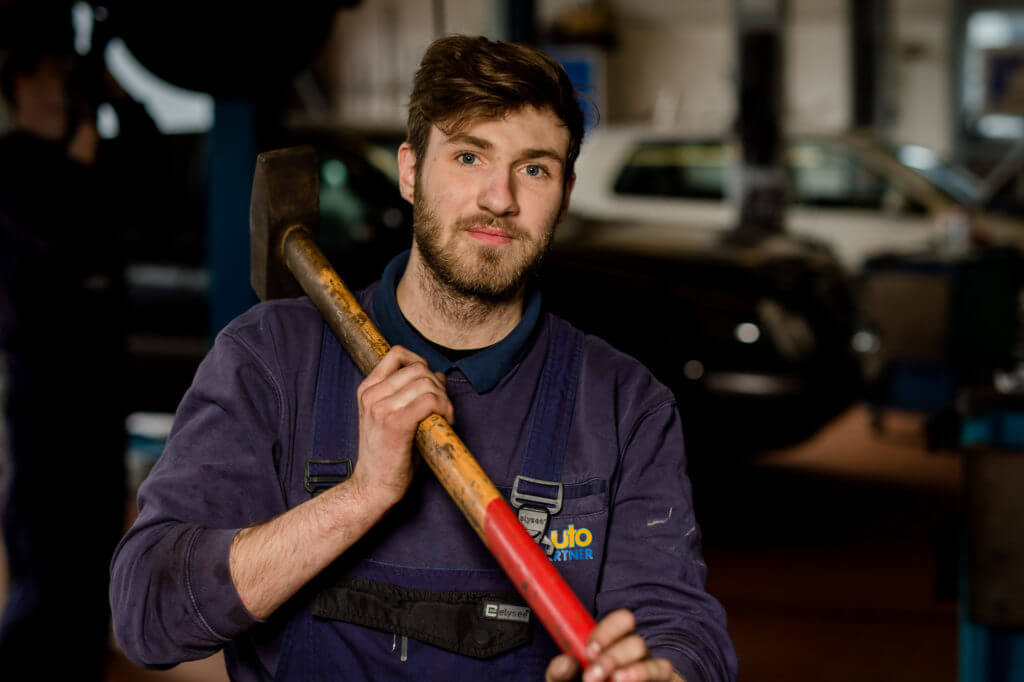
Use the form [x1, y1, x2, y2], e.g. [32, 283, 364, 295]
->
[595, 400, 739, 682]
[109, 325, 290, 668]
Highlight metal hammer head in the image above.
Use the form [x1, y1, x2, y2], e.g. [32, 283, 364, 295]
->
[250, 145, 320, 301]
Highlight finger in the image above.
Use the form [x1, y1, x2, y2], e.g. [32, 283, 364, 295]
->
[584, 635, 647, 682]
[603, 657, 676, 682]
[371, 384, 454, 431]
[586, 610, 636, 660]
[397, 378, 454, 420]
[366, 362, 445, 403]
[407, 392, 456, 430]
[358, 349, 405, 401]
[432, 371, 454, 423]
[360, 345, 429, 393]
[359, 357, 443, 411]
[545, 653, 581, 682]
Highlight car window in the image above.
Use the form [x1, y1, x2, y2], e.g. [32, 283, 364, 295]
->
[788, 143, 889, 209]
[612, 138, 929, 214]
[613, 142, 727, 199]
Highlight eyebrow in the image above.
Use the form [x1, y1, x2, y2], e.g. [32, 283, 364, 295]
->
[445, 133, 565, 167]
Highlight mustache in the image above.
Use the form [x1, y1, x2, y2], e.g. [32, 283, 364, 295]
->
[454, 215, 529, 240]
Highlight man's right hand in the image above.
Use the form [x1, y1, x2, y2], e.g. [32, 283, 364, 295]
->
[229, 345, 452, 620]
[351, 345, 454, 508]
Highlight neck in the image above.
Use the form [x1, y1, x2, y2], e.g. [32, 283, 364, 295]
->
[395, 248, 525, 350]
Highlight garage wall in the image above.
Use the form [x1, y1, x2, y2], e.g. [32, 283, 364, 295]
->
[888, 0, 954, 155]
[317, 0, 496, 131]
[604, 1, 735, 133]
[315, 0, 739, 134]
[602, 0, 855, 135]
[786, 0, 851, 135]
[312, 0, 954, 155]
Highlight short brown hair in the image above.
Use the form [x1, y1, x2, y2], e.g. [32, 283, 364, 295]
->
[406, 35, 586, 182]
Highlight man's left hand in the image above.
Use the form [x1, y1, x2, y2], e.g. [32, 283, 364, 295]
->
[544, 610, 684, 682]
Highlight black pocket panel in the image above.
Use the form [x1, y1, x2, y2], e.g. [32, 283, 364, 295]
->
[312, 576, 533, 659]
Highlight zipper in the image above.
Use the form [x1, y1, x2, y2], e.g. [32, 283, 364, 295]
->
[391, 633, 408, 662]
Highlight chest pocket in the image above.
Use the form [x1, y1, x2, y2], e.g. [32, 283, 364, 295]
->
[301, 317, 586, 664]
[501, 477, 610, 607]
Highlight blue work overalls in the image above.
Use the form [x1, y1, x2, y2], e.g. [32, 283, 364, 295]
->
[273, 316, 602, 681]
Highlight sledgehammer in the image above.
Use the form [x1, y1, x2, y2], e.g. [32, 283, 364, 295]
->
[249, 145, 596, 666]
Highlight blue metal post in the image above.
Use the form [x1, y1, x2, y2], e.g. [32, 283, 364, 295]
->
[207, 99, 260, 337]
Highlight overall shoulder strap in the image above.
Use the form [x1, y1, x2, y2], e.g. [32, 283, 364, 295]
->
[511, 317, 586, 516]
[307, 320, 360, 495]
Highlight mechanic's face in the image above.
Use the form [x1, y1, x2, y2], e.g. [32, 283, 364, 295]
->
[398, 106, 574, 300]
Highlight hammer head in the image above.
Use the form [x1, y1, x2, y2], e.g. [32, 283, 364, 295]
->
[250, 145, 320, 301]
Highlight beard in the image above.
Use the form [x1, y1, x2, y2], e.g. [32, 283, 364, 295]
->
[412, 183, 560, 302]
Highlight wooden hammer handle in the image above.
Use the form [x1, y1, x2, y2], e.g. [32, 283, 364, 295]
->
[282, 227, 597, 665]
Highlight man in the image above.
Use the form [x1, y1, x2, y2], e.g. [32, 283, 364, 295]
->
[0, 42, 126, 680]
[110, 35, 738, 682]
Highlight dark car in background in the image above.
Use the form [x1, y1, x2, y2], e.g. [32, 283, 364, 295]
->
[542, 227, 861, 458]
[120, 130, 411, 414]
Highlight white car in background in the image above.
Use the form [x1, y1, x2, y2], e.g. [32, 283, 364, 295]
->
[563, 126, 1024, 271]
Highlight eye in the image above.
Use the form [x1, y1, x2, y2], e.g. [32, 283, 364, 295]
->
[523, 164, 547, 178]
[458, 152, 478, 165]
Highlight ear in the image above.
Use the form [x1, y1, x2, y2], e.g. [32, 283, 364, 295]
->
[557, 173, 576, 224]
[397, 142, 417, 205]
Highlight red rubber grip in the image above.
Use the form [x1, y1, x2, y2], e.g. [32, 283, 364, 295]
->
[483, 498, 596, 666]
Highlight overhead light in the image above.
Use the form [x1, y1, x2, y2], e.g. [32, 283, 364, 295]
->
[898, 145, 937, 171]
[72, 2, 93, 55]
[977, 115, 1024, 139]
[851, 330, 878, 353]
[105, 38, 213, 134]
[322, 159, 348, 187]
[97, 103, 119, 139]
[968, 11, 1015, 48]
[735, 322, 760, 344]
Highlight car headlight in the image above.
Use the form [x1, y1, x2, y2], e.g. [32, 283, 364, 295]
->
[755, 299, 817, 359]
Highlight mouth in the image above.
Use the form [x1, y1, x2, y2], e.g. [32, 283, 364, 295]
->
[465, 225, 515, 245]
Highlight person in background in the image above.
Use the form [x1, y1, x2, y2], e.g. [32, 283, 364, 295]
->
[0, 19, 155, 677]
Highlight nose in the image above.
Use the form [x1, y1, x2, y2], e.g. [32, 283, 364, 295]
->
[477, 168, 519, 216]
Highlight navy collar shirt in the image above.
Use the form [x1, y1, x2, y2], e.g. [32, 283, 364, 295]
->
[370, 250, 543, 393]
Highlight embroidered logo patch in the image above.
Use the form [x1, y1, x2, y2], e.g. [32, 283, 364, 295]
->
[546, 523, 595, 562]
[482, 602, 531, 623]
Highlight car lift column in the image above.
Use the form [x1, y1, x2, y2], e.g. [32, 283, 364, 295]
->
[850, 0, 889, 130]
[207, 99, 262, 337]
[731, 0, 787, 241]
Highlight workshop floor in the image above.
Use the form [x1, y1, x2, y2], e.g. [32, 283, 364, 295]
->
[1, 405, 959, 681]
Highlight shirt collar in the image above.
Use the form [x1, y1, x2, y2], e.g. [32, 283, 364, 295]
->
[371, 250, 543, 393]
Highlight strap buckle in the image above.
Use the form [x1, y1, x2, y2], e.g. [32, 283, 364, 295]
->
[510, 475, 563, 515]
[304, 458, 353, 495]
